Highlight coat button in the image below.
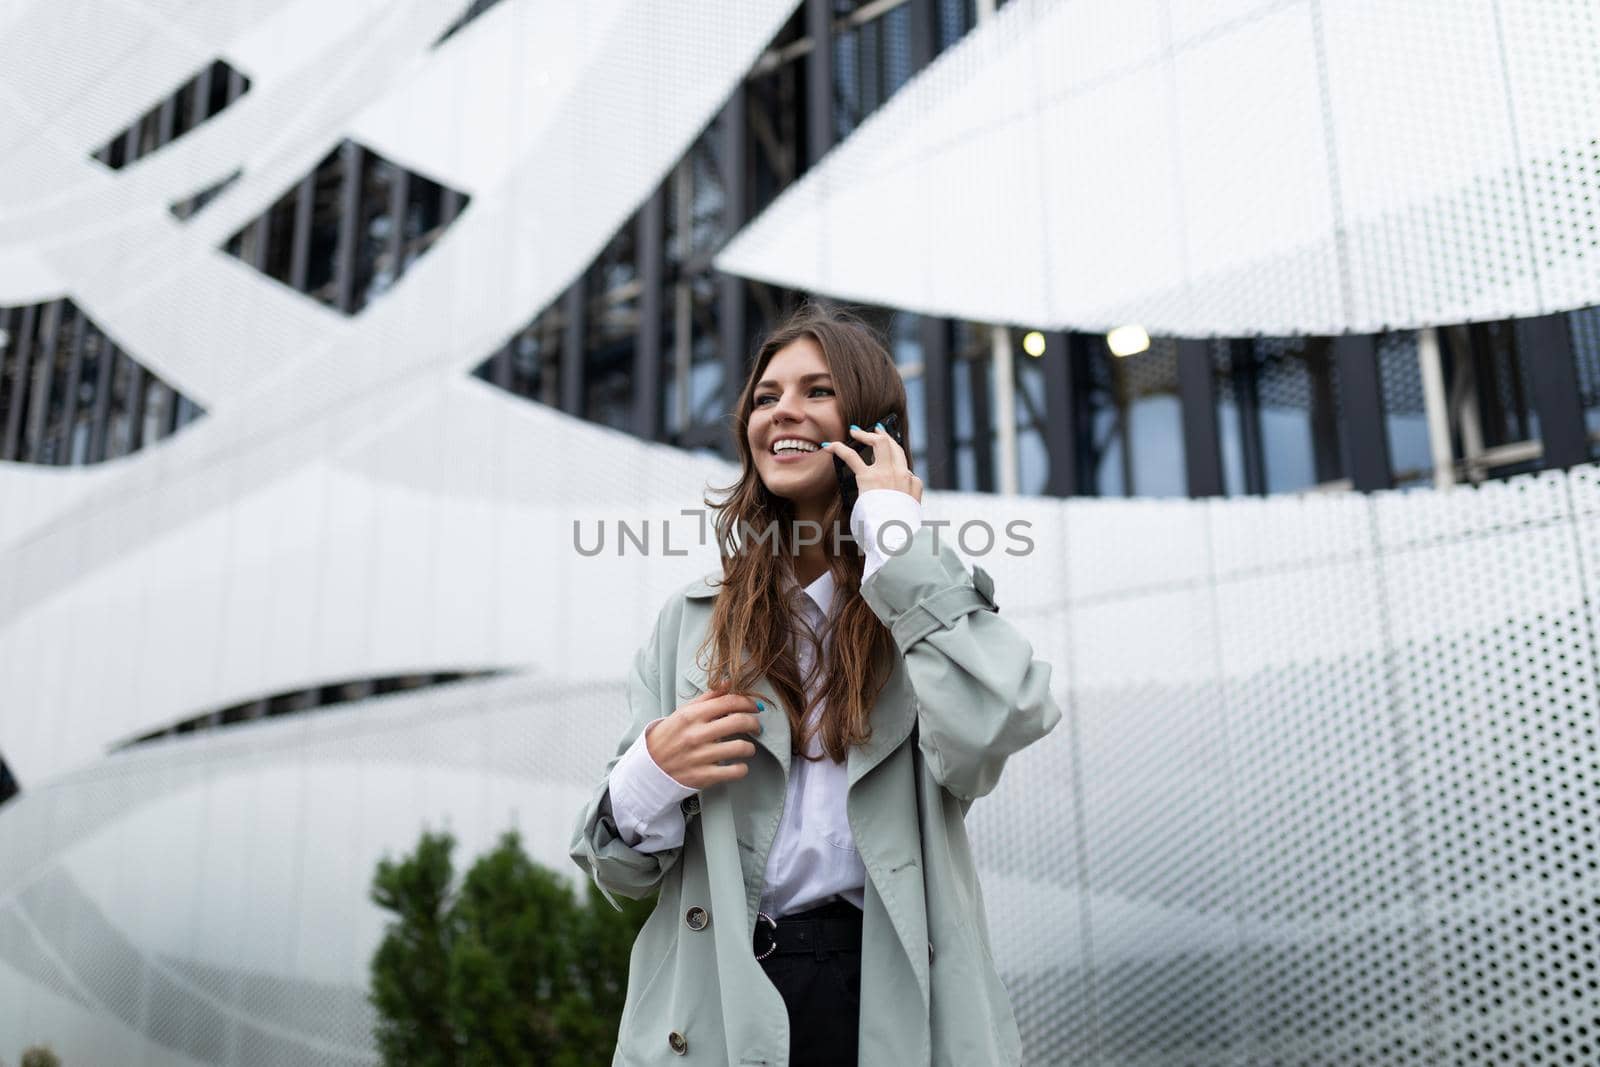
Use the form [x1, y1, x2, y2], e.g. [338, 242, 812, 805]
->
[680, 795, 700, 816]
[685, 906, 709, 931]
[667, 1030, 688, 1055]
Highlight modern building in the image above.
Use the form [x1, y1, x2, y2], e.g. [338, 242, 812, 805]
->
[1, 0, 1597, 1063]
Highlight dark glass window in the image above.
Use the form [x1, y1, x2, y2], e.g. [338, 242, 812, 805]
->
[1570, 304, 1600, 454]
[1077, 337, 1184, 497]
[1377, 331, 1432, 486]
[0, 300, 200, 466]
[1243, 336, 1347, 493]
[92, 60, 250, 170]
[223, 141, 468, 315]
[835, 1, 917, 139]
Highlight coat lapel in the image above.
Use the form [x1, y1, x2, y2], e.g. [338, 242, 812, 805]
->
[680, 568, 918, 787]
[847, 651, 917, 790]
[675, 615, 792, 777]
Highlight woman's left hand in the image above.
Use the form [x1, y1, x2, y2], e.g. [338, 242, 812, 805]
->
[823, 423, 923, 503]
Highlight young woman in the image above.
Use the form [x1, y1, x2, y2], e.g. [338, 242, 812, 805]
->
[571, 304, 1061, 1066]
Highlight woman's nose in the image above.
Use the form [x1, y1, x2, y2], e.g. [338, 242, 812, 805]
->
[769, 392, 804, 420]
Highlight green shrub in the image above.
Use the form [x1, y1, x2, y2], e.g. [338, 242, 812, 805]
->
[369, 829, 652, 1066]
[20, 1048, 61, 1067]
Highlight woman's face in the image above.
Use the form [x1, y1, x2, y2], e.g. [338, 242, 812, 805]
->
[747, 337, 848, 510]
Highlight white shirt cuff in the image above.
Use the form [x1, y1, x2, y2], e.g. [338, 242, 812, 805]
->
[851, 489, 924, 584]
[607, 718, 697, 851]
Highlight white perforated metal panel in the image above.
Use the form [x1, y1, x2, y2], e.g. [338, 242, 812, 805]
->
[718, 0, 1600, 335]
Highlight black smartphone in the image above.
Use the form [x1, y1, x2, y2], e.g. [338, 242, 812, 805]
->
[835, 412, 907, 520]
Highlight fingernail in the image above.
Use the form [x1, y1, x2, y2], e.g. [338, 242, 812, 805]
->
[849, 423, 859, 431]
[875, 421, 885, 430]
[756, 700, 765, 711]
[820, 441, 829, 447]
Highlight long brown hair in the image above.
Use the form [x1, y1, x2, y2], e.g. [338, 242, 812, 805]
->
[697, 302, 913, 763]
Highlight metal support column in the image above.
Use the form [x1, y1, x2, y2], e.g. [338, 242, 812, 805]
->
[1040, 330, 1077, 496]
[919, 316, 955, 490]
[191, 62, 214, 128]
[560, 278, 586, 417]
[1176, 338, 1225, 497]
[968, 354, 995, 492]
[1417, 326, 1455, 490]
[1305, 338, 1342, 484]
[24, 300, 63, 462]
[717, 87, 748, 460]
[1333, 334, 1393, 491]
[160, 381, 180, 437]
[120, 124, 140, 169]
[805, 0, 835, 168]
[991, 326, 1018, 496]
[635, 187, 664, 442]
[156, 93, 177, 148]
[248, 215, 271, 272]
[125, 363, 147, 454]
[0, 308, 14, 454]
[908, 0, 939, 69]
[1230, 339, 1266, 495]
[1516, 312, 1588, 469]
[671, 160, 693, 437]
[289, 175, 314, 291]
[56, 309, 88, 464]
[2, 304, 38, 460]
[89, 343, 117, 463]
[333, 141, 363, 313]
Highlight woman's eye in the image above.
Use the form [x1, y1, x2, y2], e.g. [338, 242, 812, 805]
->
[755, 387, 832, 406]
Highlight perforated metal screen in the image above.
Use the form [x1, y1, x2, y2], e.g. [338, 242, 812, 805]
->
[2, 467, 1597, 1063]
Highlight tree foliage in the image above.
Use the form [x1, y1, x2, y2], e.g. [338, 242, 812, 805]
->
[369, 829, 653, 1065]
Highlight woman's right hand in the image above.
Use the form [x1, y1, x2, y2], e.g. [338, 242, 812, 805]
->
[645, 688, 764, 790]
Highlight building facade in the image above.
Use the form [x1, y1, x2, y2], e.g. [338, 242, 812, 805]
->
[1, 1, 1597, 1063]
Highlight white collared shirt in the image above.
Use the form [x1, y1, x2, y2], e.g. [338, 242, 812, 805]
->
[605, 489, 923, 917]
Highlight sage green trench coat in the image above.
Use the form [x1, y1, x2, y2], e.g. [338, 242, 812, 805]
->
[570, 526, 1062, 1066]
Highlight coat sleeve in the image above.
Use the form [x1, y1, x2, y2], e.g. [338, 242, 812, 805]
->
[859, 523, 1062, 803]
[569, 609, 687, 911]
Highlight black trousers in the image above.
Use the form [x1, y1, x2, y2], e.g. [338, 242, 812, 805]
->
[756, 899, 863, 1066]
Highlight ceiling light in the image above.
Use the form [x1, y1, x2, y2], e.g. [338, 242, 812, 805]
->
[1021, 331, 1046, 357]
[1106, 325, 1150, 357]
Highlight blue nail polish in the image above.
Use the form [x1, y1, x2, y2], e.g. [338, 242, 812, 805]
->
[756, 700, 765, 711]
[850, 423, 859, 431]
[820, 440, 829, 447]
[875, 421, 885, 430]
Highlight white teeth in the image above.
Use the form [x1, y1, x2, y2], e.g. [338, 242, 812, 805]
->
[772, 439, 819, 455]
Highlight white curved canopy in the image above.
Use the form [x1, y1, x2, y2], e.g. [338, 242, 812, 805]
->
[718, 0, 1600, 335]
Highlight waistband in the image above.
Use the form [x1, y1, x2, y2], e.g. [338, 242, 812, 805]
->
[753, 899, 863, 960]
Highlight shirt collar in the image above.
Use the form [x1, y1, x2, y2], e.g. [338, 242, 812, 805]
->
[780, 565, 835, 617]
